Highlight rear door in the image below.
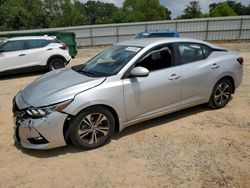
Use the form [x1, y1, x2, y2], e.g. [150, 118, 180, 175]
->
[123, 44, 182, 122]
[0, 40, 26, 71]
[175, 42, 220, 105]
[23, 39, 50, 67]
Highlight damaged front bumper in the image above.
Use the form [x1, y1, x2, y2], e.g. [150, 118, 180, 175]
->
[13, 98, 68, 150]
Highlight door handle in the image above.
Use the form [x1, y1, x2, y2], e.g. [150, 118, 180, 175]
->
[168, 74, 181, 81]
[47, 48, 53, 51]
[211, 63, 220, 69]
[19, 54, 26, 56]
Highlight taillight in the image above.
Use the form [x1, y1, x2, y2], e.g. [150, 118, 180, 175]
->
[237, 57, 244, 65]
[59, 44, 68, 50]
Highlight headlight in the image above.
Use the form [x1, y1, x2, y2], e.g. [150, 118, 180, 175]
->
[26, 100, 72, 117]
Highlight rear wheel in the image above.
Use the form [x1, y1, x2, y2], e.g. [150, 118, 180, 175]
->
[48, 57, 66, 70]
[208, 78, 233, 109]
[70, 107, 115, 150]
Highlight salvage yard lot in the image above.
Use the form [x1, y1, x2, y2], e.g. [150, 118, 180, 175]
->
[0, 42, 249, 188]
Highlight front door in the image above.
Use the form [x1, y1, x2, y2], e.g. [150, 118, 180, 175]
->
[0, 40, 26, 71]
[123, 45, 182, 122]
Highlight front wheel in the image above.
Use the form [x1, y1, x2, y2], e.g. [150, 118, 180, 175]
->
[208, 78, 233, 109]
[69, 107, 115, 150]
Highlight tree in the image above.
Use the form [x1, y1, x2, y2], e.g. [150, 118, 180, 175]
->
[209, 2, 237, 17]
[0, 0, 48, 31]
[42, 0, 62, 27]
[180, 1, 203, 19]
[122, 0, 166, 22]
[209, 1, 250, 16]
[23, 0, 48, 28]
[51, 0, 87, 27]
[165, 7, 172, 20]
[220, 1, 250, 15]
[78, 0, 119, 24]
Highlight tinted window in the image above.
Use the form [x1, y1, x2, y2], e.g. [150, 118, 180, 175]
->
[148, 33, 175, 37]
[136, 46, 173, 71]
[134, 32, 148, 39]
[0, 40, 25, 52]
[26, 39, 49, 49]
[177, 43, 206, 64]
[49, 39, 61, 44]
[202, 45, 212, 58]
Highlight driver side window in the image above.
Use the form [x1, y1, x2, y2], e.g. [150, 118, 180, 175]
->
[136, 46, 173, 71]
[0, 40, 25, 52]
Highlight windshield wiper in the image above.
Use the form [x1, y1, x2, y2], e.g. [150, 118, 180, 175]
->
[77, 69, 96, 77]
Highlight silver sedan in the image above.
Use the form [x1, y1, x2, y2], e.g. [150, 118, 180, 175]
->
[13, 38, 243, 150]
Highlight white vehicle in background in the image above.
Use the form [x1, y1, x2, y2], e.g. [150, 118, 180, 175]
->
[0, 36, 71, 75]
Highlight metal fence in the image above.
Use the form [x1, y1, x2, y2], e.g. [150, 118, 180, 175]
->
[0, 16, 250, 47]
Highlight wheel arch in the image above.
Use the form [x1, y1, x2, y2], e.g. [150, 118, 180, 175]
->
[215, 75, 235, 94]
[63, 104, 120, 143]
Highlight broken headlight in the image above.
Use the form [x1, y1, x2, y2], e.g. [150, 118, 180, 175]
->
[26, 100, 72, 117]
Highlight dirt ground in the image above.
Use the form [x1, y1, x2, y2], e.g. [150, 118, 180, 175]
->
[0, 42, 249, 188]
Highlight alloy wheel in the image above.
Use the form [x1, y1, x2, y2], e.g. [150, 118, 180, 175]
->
[214, 82, 230, 106]
[78, 113, 110, 145]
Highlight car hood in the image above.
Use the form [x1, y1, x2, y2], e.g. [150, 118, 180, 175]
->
[19, 68, 105, 108]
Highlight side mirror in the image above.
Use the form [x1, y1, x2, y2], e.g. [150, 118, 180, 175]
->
[130, 66, 149, 77]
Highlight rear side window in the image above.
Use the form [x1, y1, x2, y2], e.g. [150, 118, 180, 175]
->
[177, 43, 211, 64]
[26, 39, 49, 49]
[0, 40, 25, 52]
[202, 45, 212, 58]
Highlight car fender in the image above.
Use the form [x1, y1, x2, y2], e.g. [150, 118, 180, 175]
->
[209, 71, 236, 97]
[63, 78, 127, 131]
[64, 99, 126, 132]
[215, 71, 236, 84]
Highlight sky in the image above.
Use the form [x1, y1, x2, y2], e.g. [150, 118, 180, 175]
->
[79, 0, 250, 18]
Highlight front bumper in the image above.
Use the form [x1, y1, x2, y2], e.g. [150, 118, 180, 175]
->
[13, 104, 68, 150]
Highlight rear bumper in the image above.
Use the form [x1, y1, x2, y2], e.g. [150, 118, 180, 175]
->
[66, 58, 71, 65]
[235, 65, 243, 89]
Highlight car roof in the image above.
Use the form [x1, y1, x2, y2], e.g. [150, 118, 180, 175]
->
[117, 37, 224, 49]
[143, 29, 178, 34]
[7, 36, 56, 41]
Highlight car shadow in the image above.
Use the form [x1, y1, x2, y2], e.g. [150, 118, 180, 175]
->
[14, 142, 84, 158]
[0, 70, 47, 80]
[16, 104, 210, 158]
[113, 104, 209, 140]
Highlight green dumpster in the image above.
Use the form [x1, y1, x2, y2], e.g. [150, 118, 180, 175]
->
[0, 31, 77, 58]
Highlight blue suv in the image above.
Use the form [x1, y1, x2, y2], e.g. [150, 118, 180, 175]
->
[134, 29, 179, 39]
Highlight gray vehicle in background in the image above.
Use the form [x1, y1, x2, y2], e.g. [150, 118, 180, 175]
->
[13, 38, 243, 150]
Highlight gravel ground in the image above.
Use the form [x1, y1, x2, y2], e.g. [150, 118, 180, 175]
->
[0, 42, 249, 188]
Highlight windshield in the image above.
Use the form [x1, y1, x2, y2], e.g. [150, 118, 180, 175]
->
[73, 45, 142, 77]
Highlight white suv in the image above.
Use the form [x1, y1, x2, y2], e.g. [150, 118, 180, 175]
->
[0, 36, 71, 75]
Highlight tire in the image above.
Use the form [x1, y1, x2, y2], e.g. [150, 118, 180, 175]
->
[69, 106, 115, 150]
[48, 57, 66, 71]
[208, 78, 233, 109]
